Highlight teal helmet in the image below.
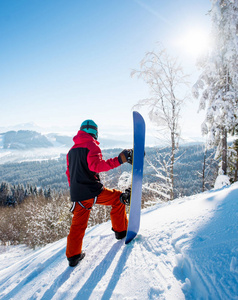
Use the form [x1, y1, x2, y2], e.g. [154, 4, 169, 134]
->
[80, 119, 98, 140]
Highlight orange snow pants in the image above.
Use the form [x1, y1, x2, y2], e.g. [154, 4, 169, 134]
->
[66, 188, 128, 258]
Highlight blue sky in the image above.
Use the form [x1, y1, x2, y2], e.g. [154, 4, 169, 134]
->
[0, 0, 211, 141]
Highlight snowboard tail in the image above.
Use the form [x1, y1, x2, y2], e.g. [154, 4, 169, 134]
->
[125, 230, 137, 244]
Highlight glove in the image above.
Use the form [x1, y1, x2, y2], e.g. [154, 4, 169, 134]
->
[120, 188, 131, 206]
[118, 149, 133, 165]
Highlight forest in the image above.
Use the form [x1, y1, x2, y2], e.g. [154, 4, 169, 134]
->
[0, 143, 218, 205]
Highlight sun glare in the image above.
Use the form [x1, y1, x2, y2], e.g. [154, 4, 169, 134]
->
[175, 27, 211, 57]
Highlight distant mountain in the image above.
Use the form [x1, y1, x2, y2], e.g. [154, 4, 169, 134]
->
[0, 130, 131, 151]
[0, 130, 78, 150]
[46, 133, 74, 148]
[0, 128, 205, 153]
[1, 130, 53, 150]
[0, 122, 44, 134]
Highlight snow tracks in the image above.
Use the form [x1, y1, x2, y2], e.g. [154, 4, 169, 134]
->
[1, 184, 238, 299]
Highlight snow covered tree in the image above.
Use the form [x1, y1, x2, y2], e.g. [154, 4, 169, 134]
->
[117, 171, 131, 191]
[193, 0, 238, 175]
[228, 138, 238, 182]
[197, 145, 218, 191]
[131, 47, 189, 199]
[144, 150, 172, 201]
[24, 194, 72, 248]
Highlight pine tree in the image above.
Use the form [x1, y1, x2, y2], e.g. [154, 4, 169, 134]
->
[193, 0, 238, 175]
[0, 182, 10, 206]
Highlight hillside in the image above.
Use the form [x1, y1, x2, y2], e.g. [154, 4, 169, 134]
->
[0, 183, 238, 299]
[0, 144, 217, 198]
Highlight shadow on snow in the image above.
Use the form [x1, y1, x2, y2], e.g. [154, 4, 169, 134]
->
[74, 240, 133, 299]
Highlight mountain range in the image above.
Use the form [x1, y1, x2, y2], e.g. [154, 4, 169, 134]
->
[0, 130, 132, 151]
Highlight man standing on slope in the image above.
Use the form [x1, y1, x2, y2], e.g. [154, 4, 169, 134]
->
[66, 119, 132, 267]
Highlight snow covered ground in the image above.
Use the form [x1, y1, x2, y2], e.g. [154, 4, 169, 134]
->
[0, 147, 68, 164]
[0, 183, 238, 299]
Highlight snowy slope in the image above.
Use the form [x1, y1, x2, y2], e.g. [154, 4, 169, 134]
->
[0, 183, 238, 299]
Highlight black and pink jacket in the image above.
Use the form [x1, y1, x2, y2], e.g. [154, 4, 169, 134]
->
[66, 131, 120, 202]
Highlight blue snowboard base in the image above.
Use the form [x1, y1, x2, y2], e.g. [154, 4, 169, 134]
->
[125, 111, 145, 244]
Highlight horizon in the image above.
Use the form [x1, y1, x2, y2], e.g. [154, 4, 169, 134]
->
[0, 119, 206, 148]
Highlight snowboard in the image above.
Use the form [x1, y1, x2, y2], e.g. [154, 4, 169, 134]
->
[125, 111, 145, 244]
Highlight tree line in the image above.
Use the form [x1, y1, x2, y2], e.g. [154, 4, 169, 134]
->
[0, 177, 154, 248]
[0, 181, 53, 206]
[0, 144, 219, 201]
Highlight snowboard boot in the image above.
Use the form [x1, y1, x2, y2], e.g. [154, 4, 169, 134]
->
[120, 188, 131, 206]
[68, 251, 85, 267]
[112, 228, 127, 240]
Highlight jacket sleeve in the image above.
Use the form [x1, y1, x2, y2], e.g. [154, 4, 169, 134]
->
[66, 153, 70, 186]
[87, 142, 120, 173]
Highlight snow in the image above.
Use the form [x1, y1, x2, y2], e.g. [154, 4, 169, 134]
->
[214, 174, 231, 189]
[0, 147, 68, 164]
[1, 183, 238, 299]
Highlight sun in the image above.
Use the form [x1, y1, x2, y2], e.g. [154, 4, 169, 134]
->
[174, 27, 211, 57]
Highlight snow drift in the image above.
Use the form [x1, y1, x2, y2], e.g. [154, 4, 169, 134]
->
[0, 183, 238, 299]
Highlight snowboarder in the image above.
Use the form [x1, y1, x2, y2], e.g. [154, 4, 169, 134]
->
[66, 119, 132, 267]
